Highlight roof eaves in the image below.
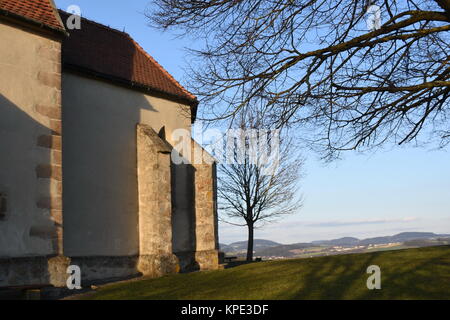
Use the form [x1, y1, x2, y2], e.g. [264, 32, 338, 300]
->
[128, 36, 198, 102]
[0, 7, 68, 37]
[48, 0, 66, 32]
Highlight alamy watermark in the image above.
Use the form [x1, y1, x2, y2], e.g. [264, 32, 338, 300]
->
[366, 265, 381, 290]
[171, 121, 281, 176]
[66, 265, 82, 290]
[66, 5, 82, 30]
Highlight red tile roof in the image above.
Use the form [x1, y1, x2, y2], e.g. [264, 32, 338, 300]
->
[59, 11, 198, 108]
[0, 0, 64, 32]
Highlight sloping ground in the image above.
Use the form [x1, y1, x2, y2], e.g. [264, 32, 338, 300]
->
[81, 246, 450, 300]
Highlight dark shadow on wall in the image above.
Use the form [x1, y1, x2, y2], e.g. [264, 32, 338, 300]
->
[61, 9, 158, 267]
[0, 94, 58, 287]
[60, 76, 158, 263]
[171, 156, 200, 272]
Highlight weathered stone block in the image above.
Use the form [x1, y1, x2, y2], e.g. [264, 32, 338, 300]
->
[37, 135, 61, 150]
[36, 196, 62, 210]
[195, 249, 220, 271]
[37, 45, 61, 62]
[50, 119, 62, 135]
[47, 256, 71, 287]
[50, 209, 62, 226]
[35, 164, 62, 180]
[70, 256, 140, 283]
[0, 256, 69, 288]
[35, 104, 61, 120]
[138, 254, 179, 277]
[37, 71, 61, 90]
[51, 150, 62, 165]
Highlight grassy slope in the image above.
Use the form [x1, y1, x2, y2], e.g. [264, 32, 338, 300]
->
[83, 246, 450, 300]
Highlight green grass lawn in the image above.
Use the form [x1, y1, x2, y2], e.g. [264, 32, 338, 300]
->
[81, 246, 450, 300]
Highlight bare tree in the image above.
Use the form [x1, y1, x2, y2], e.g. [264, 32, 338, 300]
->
[150, 0, 450, 159]
[217, 126, 303, 261]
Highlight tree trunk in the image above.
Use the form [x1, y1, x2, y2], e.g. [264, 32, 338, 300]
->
[246, 223, 254, 262]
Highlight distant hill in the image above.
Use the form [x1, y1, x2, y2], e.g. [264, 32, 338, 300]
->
[230, 239, 282, 251]
[219, 243, 235, 253]
[311, 232, 448, 247]
[221, 232, 450, 257]
[256, 243, 313, 257]
[312, 237, 360, 246]
[220, 239, 282, 253]
[359, 232, 448, 245]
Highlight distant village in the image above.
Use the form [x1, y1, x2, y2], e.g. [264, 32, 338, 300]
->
[221, 233, 450, 261]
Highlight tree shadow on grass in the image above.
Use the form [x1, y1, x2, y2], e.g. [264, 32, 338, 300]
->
[270, 253, 379, 300]
[276, 246, 450, 300]
[83, 246, 450, 300]
[356, 246, 450, 300]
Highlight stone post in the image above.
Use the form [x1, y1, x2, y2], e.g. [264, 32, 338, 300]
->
[136, 124, 179, 276]
[191, 140, 220, 270]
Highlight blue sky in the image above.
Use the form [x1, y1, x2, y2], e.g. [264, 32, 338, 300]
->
[54, 1, 450, 244]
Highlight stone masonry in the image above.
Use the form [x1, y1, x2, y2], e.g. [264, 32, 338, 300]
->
[136, 124, 179, 276]
[191, 140, 220, 270]
[34, 40, 64, 256]
[0, 21, 70, 287]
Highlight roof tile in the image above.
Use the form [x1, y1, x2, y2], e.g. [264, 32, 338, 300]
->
[0, 0, 64, 31]
[59, 11, 197, 106]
